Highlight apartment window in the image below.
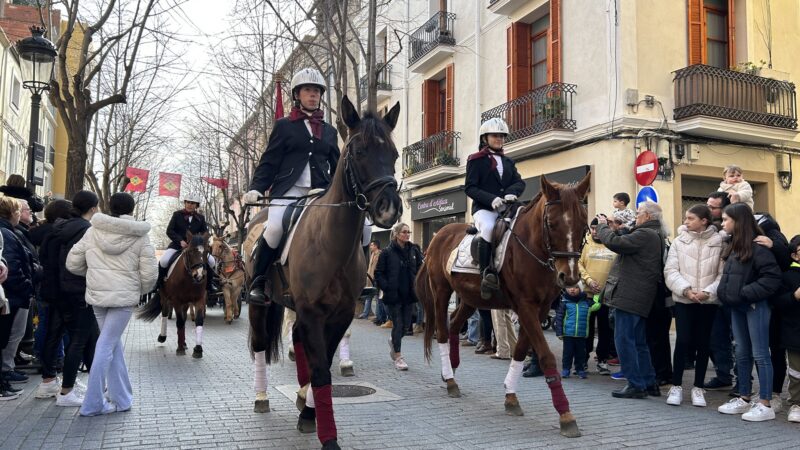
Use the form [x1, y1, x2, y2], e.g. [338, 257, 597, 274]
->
[437, 78, 447, 132]
[688, 0, 735, 67]
[6, 141, 18, 175]
[376, 30, 387, 64]
[507, 1, 561, 100]
[422, 64, 454, 137]
[531, 15, 549, 90]
[11, 77, 21, 109]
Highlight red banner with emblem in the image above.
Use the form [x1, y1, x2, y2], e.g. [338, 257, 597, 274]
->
[275, 80, 284, 120]
[124, 167, 149, 193]
[202, 177, 229, 189]
[158, 172, 182, 197]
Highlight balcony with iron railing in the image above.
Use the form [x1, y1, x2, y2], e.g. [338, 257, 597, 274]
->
[487, 0, 529, 15]
[481, 82, 577, 157]
[673, 64, 798, 144]
[402, 130, 461, 185]
[358, 64, 392, 103]
[408, 11, 456, 73]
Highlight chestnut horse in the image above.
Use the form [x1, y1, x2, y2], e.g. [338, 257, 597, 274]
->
[138, 232, 210, 358]
[210, 235, 244, 324]
[246, 96, 402, 450]
[417, 174, 590, 438]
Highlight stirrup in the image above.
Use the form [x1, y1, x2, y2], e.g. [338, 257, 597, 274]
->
[481, 270, 499, 290]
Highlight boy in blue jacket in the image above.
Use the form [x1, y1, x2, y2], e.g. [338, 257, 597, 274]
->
[555, 283, 600, 379]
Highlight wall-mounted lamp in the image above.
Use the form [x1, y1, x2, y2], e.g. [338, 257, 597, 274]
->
[674, 143, 686, 161]
[777, 153, 792, 189]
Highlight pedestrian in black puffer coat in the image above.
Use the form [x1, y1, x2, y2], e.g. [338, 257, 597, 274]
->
[374, 222, 423, 371]
[773, 235, 800, 420]
[0, 174, 44, 215]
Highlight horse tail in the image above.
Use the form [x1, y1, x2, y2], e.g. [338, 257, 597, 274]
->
[252, 302, 284, 364]
[416, 263, 435, 363]
[136, 291, 162, 322]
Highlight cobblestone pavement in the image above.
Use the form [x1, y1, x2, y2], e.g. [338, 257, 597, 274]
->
[1, 306, 798, 449]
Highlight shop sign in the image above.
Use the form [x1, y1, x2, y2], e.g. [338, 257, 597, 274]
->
[411, 189, 467, 220]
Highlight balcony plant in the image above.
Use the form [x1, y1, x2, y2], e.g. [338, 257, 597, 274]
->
[536, 93, 565, 122]
[731, 60, 766, 76]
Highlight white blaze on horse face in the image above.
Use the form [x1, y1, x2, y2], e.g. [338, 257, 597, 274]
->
[564, 211, 576, 276]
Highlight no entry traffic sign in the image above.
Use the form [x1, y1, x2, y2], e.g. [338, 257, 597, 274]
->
[634, 150, 658, 186]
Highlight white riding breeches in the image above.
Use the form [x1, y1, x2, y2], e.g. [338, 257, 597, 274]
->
[261, 185, 374, 249]
[159, 248, 216, 269]
[473, 210, 499, 243]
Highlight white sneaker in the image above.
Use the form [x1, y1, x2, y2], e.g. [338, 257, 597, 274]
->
[788, 404, 800, 423]
[73, 380, 88, 395]
[718, 397, 751, 415]
[691, 387, 707, 407]
[742, 402, 775, 422]
[771, 394, 783, 413]
[666, 386, 682, 406]
[35, 379, 62, 399]
[394, 356, 408, 371]
[56, 389, 84, 407]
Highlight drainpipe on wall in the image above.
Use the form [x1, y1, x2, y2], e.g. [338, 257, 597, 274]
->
[475, 1, 481, 150]
[404, 0, 410, 150]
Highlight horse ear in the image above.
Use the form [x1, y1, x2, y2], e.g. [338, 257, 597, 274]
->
[383, 101, 401, 130]
[540, 175, 559, 201]
[575, 171, 592, 200]
[340, 95, 360, 129]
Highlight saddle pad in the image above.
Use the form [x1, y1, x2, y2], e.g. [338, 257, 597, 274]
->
[279, 196, 319, 265]
[448, 209, 521, 275]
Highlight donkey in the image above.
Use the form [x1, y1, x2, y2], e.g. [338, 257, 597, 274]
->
[417, 174, 591, 438]
[245, 96, 402, 450]
[138, 232, 210, 358]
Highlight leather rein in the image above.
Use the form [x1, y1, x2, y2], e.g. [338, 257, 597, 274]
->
[509, 199, 584, 271]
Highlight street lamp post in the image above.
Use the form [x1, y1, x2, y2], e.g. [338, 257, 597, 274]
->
[16, 26, 56, 191]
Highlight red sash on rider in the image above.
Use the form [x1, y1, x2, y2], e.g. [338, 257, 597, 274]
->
[468, 146, 504, 171]
[289, 107, 324, 139]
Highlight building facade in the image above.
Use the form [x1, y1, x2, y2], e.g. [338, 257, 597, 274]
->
[361, 0, 800, 249]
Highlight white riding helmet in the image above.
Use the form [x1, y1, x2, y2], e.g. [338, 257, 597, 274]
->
[183, 193, 202, 205]
[479, 117, 509, 137]
[290, 68, 326, 95]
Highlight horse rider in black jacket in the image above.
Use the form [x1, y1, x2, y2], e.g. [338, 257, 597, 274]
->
[155, 193, 215, 290]
[243, 68, 371, 304]
[465, 117, 525, 299]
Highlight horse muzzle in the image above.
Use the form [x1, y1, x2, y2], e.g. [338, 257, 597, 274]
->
[371, 190, 402, 229]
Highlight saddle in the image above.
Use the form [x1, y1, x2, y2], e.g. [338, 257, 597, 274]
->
[164, 250, 184, 281]
[449, 204, 522, 276]
[467, 202, 522, 266]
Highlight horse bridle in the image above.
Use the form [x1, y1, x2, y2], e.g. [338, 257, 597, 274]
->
[182, 248, 206, 284]
[511, 199, 584, 271]
[342, 133, 399, 227]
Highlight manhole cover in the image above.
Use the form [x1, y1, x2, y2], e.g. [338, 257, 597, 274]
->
[332, 385, 376, 398]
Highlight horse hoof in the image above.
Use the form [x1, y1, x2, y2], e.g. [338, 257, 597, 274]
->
[505, 402, 524, 416]
[321, 439, 341, 450]
[288, 349, 296, 362]
[559, 418, 581, 438]
[446, 380, 461, 398]
[192, 345, 203, 358]
[176, 348, 186, 356]
[225, 320, 232, 325]
[254, 399, 270, 413]
[339, 360, 354, 377]
[295, 395, 306, 412]
[296, 417, 316, 434]
[157, 335, 166, 343]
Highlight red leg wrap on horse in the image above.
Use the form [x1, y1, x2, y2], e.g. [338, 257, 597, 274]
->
[312, 384, 336, 444]
[293, 342, 310, 387]
[544, 368, 570, 415]
[448, 333, 460, 369]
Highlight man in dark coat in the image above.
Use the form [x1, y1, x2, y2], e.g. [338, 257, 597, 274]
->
[595, 201, 664, 399]
[242, 68, 341, 304]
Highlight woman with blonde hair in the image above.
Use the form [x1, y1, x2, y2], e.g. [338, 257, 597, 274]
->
[374, 222, 423, 370]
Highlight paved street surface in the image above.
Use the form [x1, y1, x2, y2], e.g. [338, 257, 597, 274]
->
[1, 306, 798, 449]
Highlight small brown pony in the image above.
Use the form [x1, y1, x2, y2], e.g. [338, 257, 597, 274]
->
[210, 234, 245, 324]
[245, 96, 402, 450]
[417, 174, 590, 438]
[138, 232, 210, 358]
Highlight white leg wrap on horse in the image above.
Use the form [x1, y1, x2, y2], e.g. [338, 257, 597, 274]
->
[254, 351, 268, 394]
[160, 316, 168, 336]
[438, 343, 454, 380]
[339, 336, 351, 362]
[305, 383, 315, 408]
[196, 325, 204, 346]
[504, 359, 524, 394]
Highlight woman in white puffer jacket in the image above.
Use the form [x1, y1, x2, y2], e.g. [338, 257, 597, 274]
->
[66, 193, 157, 416]
[663, 204, 725, 408]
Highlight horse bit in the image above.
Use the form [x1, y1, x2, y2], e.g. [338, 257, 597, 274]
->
[343, 132, 400, 224]
[510, 199, 584, 271]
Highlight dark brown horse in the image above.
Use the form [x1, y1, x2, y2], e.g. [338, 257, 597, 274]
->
[138, 232, 210, 358]
[416, 174, 591, 438]
[246, 96, 402, 450]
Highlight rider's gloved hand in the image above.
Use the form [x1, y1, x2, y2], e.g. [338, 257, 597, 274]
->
[504, 194, 518, 203]
[243, 190, 262, 204]
[491, 197, 505, 210]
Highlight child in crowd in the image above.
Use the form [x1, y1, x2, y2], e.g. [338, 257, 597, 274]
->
[774, 235, 800, 423]
[718, 165, 754, 210]
[554, 283, 600, 379]
[612, 193, 636, 229]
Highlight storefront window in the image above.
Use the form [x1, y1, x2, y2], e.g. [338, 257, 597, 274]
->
[422, 215, 464, 251]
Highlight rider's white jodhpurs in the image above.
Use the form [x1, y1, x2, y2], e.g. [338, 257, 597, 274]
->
[159, 248, 216, 269]
[473, 210, 499, 243]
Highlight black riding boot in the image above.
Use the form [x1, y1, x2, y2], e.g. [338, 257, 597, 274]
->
[155, 265, 168, 291]
[248, 238, 277, 305]
[477, 237, 498, 299]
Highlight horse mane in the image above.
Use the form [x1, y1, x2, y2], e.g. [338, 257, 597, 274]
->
[189, 235, 205, 247]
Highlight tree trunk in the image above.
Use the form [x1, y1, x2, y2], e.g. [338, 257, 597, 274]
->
[66, 136, 89, 199]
